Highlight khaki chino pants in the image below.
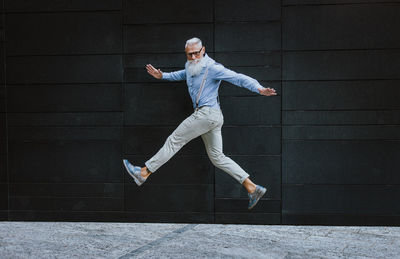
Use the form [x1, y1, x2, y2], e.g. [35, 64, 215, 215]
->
[145, 106, 250, 184]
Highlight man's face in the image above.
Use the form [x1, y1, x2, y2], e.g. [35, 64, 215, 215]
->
[185, 44, 205, 62]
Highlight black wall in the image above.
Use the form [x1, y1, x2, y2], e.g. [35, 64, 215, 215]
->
[1, 0, 399, 225]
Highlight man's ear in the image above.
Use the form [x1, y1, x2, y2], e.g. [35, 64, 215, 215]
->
[203, 46, 206, 56]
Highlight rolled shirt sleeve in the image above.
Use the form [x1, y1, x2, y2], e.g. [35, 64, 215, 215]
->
[211, 63, 265, 94]
[162, 69, 186, 81]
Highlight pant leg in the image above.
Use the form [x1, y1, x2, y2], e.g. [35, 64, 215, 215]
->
[145, 108, 214, 173]
[200, 109, 250, 185]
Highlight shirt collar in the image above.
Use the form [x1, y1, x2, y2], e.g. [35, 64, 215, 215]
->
[201, 53, 213, 68]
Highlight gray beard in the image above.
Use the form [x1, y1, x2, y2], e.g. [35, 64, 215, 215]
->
[185, 57, 206, 77]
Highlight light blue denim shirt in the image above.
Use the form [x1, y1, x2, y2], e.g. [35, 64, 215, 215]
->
[161, 53, 266, 109]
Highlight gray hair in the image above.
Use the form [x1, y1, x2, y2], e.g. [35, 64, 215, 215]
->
[185, 37, 202, 49]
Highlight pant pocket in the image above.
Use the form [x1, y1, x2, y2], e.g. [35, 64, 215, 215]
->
[207, 109, 223, 127]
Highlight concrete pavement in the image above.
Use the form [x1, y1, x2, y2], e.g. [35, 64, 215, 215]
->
[0, 221, 399, 258]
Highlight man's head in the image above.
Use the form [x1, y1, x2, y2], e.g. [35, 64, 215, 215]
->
[185, 37, 206, 77]
[185, 37, 205, 62]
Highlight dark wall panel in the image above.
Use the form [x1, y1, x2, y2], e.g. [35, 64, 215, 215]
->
[284, 0, 400, 5]
[283, 140, 400, 184]
[0, 183, 7, 212]
[7, 85, 122, 112]
[125, 0, 213, 24]
[283, 185, 400, 214]
[6, 13, 122, 55]
[0, 109, 6, 216]
[125, 184, 213, 212]
[284, 110, 400, 125]
[7, 55, 123, 84]
[283, 80, 400, 110]
[0, 154, 6, 182]
[0, 85, 4, 113]
[5, 2, 124, 222]
[283, 4, 400, 50]
[283, 50, 400, 80]
[215, 23, 281, 52]
[215, 0, 281, 21]
[1, 0, 7, 220]
[282, 1, 400, 225]
[5, 0, 121, 12]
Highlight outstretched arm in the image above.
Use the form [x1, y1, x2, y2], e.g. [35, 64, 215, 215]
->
[213, 64, 277, 96]
[146, 64, 186, 81]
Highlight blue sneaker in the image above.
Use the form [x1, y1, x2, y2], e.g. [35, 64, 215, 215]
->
[123, 159, 146, 186]
[248, 185, 267, 210]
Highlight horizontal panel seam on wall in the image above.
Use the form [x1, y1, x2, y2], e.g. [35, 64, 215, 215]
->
[10, 195, 123, 199]
[8, 140, 121, 143]
[6, 111, 123, 114]
[8, 125, 124, 128]
[283, 183, 400, 185]
[283, 139, 400, 141]
[283, 109, 400, 112]
[283, 48, 400, 52]
[284, 134, 400, 140]
[7, 210, 214, 214]
[6, 83, 123, 86]
[125, 155, 281, 157]
[215, 212, 280, 214]
[4, 10, 122, 14]
[283, 2, 400, 7]
[283, 125, 400, 127]
[125, 125, 281, 127]
[9, 183, 124, 186]
[5, 82, 123, 85]
[126, 50, 281, 54]
[9, 183, 214, 186]
[127, 154, 281, 157]
[216, 197, 280, 200]
[10, 184, 216, 187]
[282, 79, 400, 82]
[282, 81, 400, 84]
[124, 51, 282, 56]
[126, 65, 279, 69]
[6, 53, 125, 57]
[283, 212, 400, 217]
[123, 21, 281, 26]
[283, 124, 400, 126]
[124, 125, 282, 127]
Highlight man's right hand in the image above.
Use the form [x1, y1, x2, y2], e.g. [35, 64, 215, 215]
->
[146, 64, 163, 79]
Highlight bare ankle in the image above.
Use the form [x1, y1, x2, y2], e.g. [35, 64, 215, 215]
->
[141, 167, 151, 178]
[243, 177, 256, 193]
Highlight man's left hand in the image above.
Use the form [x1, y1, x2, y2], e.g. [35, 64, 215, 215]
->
[259, 87, 277, 96]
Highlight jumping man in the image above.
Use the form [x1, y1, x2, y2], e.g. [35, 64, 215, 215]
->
[123, 37, 277, 210]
